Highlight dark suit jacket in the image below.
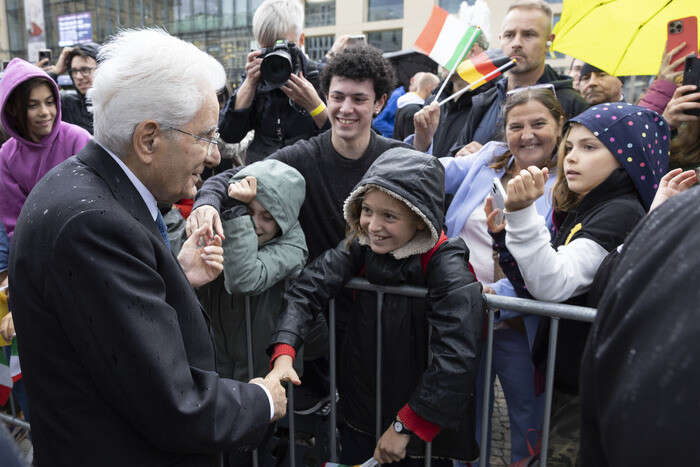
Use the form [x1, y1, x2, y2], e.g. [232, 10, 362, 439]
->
[9, 140, 271, 467]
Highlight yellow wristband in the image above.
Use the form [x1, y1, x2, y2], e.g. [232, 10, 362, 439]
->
[309, 102, 326, 117]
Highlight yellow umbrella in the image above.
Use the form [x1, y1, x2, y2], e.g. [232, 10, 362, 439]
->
[552, 0, 699, 76]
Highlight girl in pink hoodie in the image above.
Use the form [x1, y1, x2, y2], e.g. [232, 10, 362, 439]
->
[0, 58, 91, 238]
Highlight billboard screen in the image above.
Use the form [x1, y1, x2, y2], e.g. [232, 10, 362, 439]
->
[58, 12, 92, 47]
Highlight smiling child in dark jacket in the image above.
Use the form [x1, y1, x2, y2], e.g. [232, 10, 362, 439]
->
[265, 147, 484, 465]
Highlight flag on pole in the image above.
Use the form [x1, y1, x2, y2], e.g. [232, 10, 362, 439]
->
[414, 5, 481, 71]
[457, 50, 512, 89]
[0, 338, 22, 406]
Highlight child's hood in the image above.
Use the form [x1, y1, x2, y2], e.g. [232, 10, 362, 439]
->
[0, 58, 62, 147]
[343, 147, 445, 259]
[566, 102, 670, 210]
[230, 159, 305, 235]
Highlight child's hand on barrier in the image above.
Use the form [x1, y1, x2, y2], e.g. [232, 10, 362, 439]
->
[484, 196, 506, 233]
[505, 166, 548, 212]
[374, 424, 410, 464]
[266, 355, 301, 387]
[649, 168, 698, 212]
[228, 176, 257, 204]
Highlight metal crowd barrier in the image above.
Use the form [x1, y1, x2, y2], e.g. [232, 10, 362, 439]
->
[1, 281, 596, 465]
[244, 279, 597, 467]
[0, 392, 29, 430]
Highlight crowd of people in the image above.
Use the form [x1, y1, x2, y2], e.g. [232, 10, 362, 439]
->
[0, 0, 699, 466]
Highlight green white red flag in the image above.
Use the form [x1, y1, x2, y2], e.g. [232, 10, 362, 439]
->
[414, 5, 481, 71]
[0, 338, 22, 406]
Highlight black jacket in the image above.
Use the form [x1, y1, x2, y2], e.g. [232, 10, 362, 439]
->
[9, 141, 270, 466]
[453, 65, 589, 152]
[393, 102, 423, 141]
[532, 168, 645, 394]
[60, 91, 93, 134]
[580, 185, 700, 466]
[270, 148, 485, 461]
[430, 80, 494, 157]
[220, 53, 330, 164]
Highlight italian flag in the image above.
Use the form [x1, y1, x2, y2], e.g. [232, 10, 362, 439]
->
[414, 5, 481, 71]
[0, 338, 22, 406]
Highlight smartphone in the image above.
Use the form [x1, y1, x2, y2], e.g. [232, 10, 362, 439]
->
[667, 17, 698, 73]
[490, 177, 507, 225]
[38, 49, 52, 63]
[347, 34, 366, 46]
[683, 56, 700, 116]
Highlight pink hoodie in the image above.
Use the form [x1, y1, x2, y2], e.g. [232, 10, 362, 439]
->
[0, 58, 91, 238]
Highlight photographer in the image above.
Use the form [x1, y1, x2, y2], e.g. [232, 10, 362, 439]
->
[220, 0, 329, 164]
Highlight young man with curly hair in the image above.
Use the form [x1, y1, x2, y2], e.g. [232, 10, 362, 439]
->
[189, 44, 407, 261]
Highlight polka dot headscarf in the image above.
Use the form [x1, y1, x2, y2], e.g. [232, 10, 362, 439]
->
[566, 102, 670, 210]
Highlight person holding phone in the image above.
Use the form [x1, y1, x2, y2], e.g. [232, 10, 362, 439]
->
[43, 43, 100, 134]
[440, 86, 564, 465]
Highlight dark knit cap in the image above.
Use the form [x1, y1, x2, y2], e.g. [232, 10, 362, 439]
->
[566, 103, 670, 210]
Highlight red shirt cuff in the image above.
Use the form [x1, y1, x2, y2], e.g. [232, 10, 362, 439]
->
[398, 405, 442, 442]
[270, 344, 296, 369]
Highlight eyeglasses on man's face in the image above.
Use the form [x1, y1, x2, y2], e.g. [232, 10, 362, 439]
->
[69, 66, 96, 77]
[165, 126, 220, 157]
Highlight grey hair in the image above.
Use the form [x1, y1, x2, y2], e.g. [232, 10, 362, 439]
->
[253, 0, 304, 47]
[89, 28, 225, 156]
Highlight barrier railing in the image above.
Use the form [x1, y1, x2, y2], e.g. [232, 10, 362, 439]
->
[0, 392, 29, 431]
[249, 279, 596, 467]
[2, 282, 596, 466]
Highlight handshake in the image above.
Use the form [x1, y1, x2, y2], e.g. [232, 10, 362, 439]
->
[250, 355, 301, 421]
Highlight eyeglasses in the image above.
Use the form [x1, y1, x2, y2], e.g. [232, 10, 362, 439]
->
[69, 66, 96, 77]
[165, 126, 220, 157]
[506, 83, 557, 99]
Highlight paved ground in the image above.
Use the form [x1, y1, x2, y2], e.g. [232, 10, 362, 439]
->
[490, 378, 512, 466]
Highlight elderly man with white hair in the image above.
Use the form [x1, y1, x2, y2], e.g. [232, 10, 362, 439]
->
[220, 0, 330, 164]
[8, 29, 286, 467]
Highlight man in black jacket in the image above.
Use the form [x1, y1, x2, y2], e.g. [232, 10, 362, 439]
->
[47, 42, 100, 134]
[219, 0, 330, 164]
[9, 29, 285, 467]
[452, 0, 588, 156]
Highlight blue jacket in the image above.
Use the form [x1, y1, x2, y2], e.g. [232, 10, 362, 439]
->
[372, 86, 405, 138]
[442, 141, 556, 347]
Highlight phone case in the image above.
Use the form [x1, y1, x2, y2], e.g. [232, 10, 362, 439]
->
[682, 56, 700, 116]
[491, 177, 506, 225]
[667, 16, 698, 73]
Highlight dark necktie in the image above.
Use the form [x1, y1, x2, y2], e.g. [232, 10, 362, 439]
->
[155, 211, 171, 249]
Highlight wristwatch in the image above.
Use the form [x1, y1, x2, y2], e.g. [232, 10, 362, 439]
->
[393, 419, 412, 436]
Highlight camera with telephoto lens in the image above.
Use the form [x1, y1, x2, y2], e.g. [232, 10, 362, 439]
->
[258, 40, 305, 92]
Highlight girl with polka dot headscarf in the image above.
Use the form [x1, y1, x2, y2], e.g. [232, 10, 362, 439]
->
[487, 103, 670, 461]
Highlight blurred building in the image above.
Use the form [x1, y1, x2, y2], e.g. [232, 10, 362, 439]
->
[0, 0, 652, 102]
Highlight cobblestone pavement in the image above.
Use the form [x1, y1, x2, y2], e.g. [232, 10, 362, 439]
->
[490, 377, 512, 466]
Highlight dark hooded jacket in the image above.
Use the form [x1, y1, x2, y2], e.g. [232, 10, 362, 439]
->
[451, 65, 588, 152]
[60, 42, 99, 134]
[580, 186, 700, 466]
[270, 148, 485, 462]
